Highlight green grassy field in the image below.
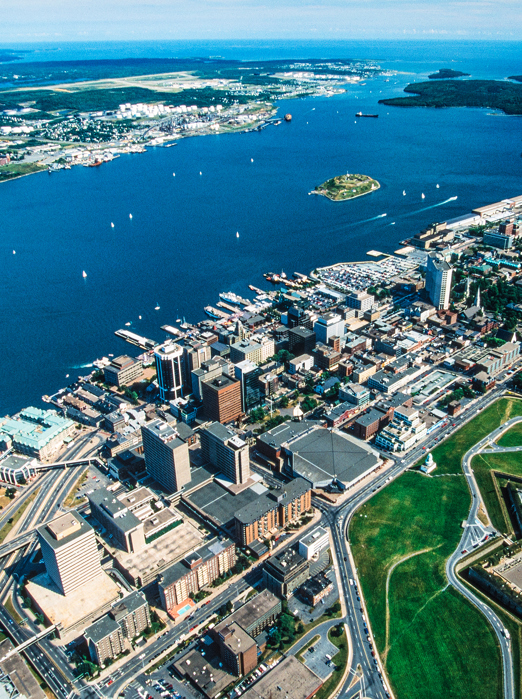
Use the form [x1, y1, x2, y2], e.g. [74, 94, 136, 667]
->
[414, 397, 522, 474]
[350, 399, 522, 699]
[0, 162, 46, 182]
[472, 452, 522, 533]
[497, 422, 522, 447]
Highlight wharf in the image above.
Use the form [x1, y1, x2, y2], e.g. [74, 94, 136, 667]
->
[114, 329, 157, 350]
[161, 325, 184, 337]
[218, 301, 239, 313]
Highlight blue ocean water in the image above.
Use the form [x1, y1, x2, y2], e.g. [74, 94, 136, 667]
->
[1, 40, 522, 415]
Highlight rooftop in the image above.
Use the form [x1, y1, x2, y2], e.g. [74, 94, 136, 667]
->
[289, 427, 381, 488]
[38, 512, 93, 550]
[240, 656, 322, 699]
[234, 478, 310, 526]
[84, 614, 121, 645]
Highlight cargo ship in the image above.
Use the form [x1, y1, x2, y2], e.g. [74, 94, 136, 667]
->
[355, 112, 378, 118]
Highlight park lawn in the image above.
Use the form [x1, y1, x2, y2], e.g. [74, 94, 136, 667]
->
[472, 452, 522, 534]
[497, 422, 522, 447]
[414, 397, 522, 474]
[350, 473, 469, 652]
[386, 586, 501, 699]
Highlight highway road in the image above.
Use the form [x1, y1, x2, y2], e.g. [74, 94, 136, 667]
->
[0, 368, 519, 699]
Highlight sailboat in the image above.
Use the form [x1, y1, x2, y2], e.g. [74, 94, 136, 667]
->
[155, 305, 160, 310]
[421, 193, 425, 199]
[236, 231, 240, 238]
[251, 158, 254, 163]
[111, 222, 114, 228]
[199, 171, 202, 176]
[129, 214, 133, 219]
[403, 190, 406, 196]
[12, 250, 15, 254]
[125, 322, 131, 326]
[82, 270, 87, 278]
[173, 173, 175, 176]
[138, 315, 142, 320]
[436, 184, 440, 188]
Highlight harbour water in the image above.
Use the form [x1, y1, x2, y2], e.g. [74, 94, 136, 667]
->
[1, 40, 522, 415]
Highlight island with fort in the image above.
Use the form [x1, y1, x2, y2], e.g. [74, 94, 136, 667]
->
[312, 173, 380, 201]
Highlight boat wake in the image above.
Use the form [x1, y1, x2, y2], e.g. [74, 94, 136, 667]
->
[397, 196, 458, 219]
[345, 213, 387, 228]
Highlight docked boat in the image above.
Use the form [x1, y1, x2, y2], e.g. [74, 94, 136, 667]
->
[219, 292, 243, 306]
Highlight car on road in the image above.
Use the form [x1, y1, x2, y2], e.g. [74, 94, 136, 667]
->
[461, 549, 467, 554]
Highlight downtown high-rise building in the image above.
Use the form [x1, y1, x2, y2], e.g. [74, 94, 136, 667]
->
[141, 419, 191, 493]
[425, 253, 453, 310]
[155, 342, 184, 402]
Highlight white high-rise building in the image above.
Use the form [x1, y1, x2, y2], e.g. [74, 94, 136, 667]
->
[155, 342, 184, 402]
[425, 253, 453, 310]
[37, 512, 102, 596]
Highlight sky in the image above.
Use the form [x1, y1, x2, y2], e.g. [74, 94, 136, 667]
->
[2, 0, 521, 42]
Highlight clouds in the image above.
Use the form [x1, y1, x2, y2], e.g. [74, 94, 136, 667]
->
[2, 0, 521, 41]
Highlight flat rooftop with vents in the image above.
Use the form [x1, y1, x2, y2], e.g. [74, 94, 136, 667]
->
[287, 426, 381, 489]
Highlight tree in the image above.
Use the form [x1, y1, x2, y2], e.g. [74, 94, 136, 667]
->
[297, 622, 304, 635]
[268, 628, 281, 647]
[226, 600, 233, 613]
[219, 604, 227, 617]
[279, 395, 289, 409]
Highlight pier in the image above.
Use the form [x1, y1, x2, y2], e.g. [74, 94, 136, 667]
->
[114, 329, 158, 350]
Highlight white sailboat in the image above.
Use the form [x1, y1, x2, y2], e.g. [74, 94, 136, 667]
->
[173, 173, 175, 176]
[138, 315, 142, 320]
[421, 193, 425, 199]
[199, 171, 202, 175]
[12, 250, 15, 254]
[436, 184, 440, 188]
[403, 190, 406, 196]
[236, 232, 240, 238]
[251, 158, 254, 163]
[129, 213, 133, 219]
[155, 305, 160, 310]
[82, 270, 87, 278]
[111, 222, 115, 228]
[125, 322, 131, 326]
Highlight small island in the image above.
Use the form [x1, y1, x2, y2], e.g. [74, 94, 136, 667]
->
[313, 173, 380, 201]
[428, 68, 470, 80]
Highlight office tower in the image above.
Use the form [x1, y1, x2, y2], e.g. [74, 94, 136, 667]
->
[234, 360, 263, 413]
[288, 326, 316, 356]
[200, 422, 250, 484]
[141, 419, 191, 493]
[37, 512, 102, 596]
[425, 253, 453, 310]
[346, 291, 374, 313]
[287, 306, 313, 329]
[103, 355, 143, 388]
[201, 375, 242, 424]
[313, 312, 345, 345]
[155, 342, 184, 402]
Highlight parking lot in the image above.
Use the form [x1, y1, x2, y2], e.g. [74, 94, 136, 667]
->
[75, 461, 113, 501]
[288, 564, 339, 623]
[302, 633, 339, 681]
[125, 666, 201, 699]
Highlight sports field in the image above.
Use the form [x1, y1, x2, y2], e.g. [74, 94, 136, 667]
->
[349, 400, 522, 698]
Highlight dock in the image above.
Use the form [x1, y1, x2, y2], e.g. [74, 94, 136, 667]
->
[249, 285, 265, 295]
[115, 329, 157, 350]
[161, 324, 183, 337]
[217, 301, 240, 313]
[205, 306, 232, 320]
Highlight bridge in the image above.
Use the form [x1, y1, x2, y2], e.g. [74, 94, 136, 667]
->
[0, 625, 59, 662]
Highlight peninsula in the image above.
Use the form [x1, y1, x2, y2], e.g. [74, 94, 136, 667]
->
[312, 173, 380, 201]
[379, 79, 522, 115]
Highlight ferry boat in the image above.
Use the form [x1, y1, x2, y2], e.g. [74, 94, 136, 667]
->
[219, 292, 243, 306]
